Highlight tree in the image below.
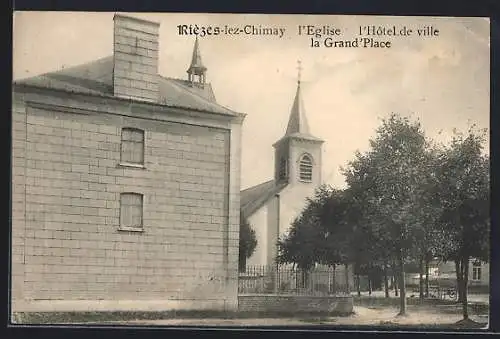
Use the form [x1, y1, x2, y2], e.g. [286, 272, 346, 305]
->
[434, 126, 489, 321]
[342, 153, 397, 298]
[277, 185, 359, 293]
[317, 187, 358, 293]
[277, 186, 331, 270]
[343, 113, 431, 316]
[406, 144, 445, 300]
[239, 214, 257, 272]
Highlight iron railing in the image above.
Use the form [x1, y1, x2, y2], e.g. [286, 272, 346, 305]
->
[238, 264, 350, 295]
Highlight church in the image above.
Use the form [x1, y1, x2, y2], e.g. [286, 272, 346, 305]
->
[240, 65, 354, 290]
[241, 66, 324, 267]
[11, 14, 244, 313]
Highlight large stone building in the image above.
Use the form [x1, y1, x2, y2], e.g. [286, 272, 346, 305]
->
[240, 68, 354, 290]
[11, 14, 245, 312]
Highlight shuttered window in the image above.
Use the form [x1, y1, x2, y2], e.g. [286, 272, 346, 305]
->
[299, 154, 313, 182]
[121, 128, 144, 164]
[120, 193, 143, 229]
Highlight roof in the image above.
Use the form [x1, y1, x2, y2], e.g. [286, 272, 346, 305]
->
[240, 179, 288, 218]
[273, 80, 323, 145]
[13, 55, 236, 116]
[187, 36, 207, 75]
[285, 81, 310, 136]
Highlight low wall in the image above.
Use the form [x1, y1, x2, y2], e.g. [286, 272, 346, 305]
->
[238, 294, 353, 314]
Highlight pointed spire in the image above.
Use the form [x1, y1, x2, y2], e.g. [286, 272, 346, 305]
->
[285, 60, 310, 136]
[187, 35, 207, 82]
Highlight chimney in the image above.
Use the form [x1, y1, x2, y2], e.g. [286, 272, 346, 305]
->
[113, 14, 160, 102]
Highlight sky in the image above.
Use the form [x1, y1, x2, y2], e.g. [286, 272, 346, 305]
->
[12, 12, 490, 190]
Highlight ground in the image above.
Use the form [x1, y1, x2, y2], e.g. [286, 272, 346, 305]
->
[14, 292, 489, 329]
[93, 293, 489, 328]
[116, 304, 488, 328]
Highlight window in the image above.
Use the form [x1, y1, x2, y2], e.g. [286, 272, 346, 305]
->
[120, 193, 143, 230]
[472, 261, 482, 281]
[121, 128, 144, 165]
[279, 158, 288, 180]
[299, 154, 313, 182]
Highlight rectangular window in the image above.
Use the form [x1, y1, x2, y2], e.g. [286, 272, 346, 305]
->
[473, 267, 482, 281]
[121, 128, 144, 165]
[120, 193, 143, 230]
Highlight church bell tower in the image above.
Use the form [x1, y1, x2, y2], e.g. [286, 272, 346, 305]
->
[187, 35, 207, 88]
[273, 61, 324, 188]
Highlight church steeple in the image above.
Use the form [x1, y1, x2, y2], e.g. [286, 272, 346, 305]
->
[285, 60, 311, 136]
[187, 35, 207, 86]
[273, 60, 324, 186]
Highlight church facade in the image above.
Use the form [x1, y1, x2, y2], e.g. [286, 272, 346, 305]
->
[240, 71, 355, 290]
[11, 14, 244, 312]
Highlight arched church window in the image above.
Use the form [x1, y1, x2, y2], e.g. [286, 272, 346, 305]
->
[279, 158, 288, 180]
[299, 154, 313, 182]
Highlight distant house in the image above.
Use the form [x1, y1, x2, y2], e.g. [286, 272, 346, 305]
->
[436, 259, 489, 287]
[11, 14, 245, 313]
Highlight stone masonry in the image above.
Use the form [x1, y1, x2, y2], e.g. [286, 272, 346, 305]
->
[11, 88, 242, 312]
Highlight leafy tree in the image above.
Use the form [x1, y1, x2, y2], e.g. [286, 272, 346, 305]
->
[406, 144, 445, 300]
[343, 113, 431, 315]
[342, 158, 394, 297]
[277, 186, 330, 270]
[239, 214, 257, 272]
[317, 187, 358, 292]
[277, 185, 356, 292]
[434, 126, 489, 320]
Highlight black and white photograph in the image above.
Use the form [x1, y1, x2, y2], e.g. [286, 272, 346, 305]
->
[11, 11, 490, 329]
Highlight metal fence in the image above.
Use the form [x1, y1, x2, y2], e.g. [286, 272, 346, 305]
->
[238, 265, 350, 295]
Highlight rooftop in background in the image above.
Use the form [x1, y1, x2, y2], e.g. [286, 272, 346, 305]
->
[13, 56, 241, 117]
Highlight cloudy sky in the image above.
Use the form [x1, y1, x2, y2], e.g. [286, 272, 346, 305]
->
[13, 12, 490, 190]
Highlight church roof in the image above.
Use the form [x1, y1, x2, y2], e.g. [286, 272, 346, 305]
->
[285, 82, 310, 136]
[13, 55, 235, 116]
[240, 180, 288, 218]
[187, 36, 207, 75]
[278, 74, 323, 143]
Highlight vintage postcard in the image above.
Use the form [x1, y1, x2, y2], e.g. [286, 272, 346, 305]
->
[11, 11, 490, 329]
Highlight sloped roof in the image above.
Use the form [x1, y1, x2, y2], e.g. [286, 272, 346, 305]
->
[273, 81, 324, 146]
[240, 179, 288, 218]
[285, 82, 310, 136]
[13, 55, 236, 116]
[187, 35, 207, 75]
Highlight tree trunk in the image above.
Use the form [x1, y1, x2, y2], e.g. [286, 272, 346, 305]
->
[398, 249, 407, 316]
[455, 259, 464, 303]
[419, 256, 425, 301]
[425, 256, 430, 298]
[461, 256, 470, 319]
[344, 263, 350, 294]
[393, 269, 399, 297]
[332, 264, 336, 294]
[384, 262, 389, 298]
[356, 273, 361, 296]
[368, 278, 372, 296]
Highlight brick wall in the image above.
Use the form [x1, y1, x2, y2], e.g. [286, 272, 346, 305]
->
[11, 91, 241, 311]
[11, 94, 27, 306]
[238, 295, 354, 314]
[113, 14, 160, 102]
